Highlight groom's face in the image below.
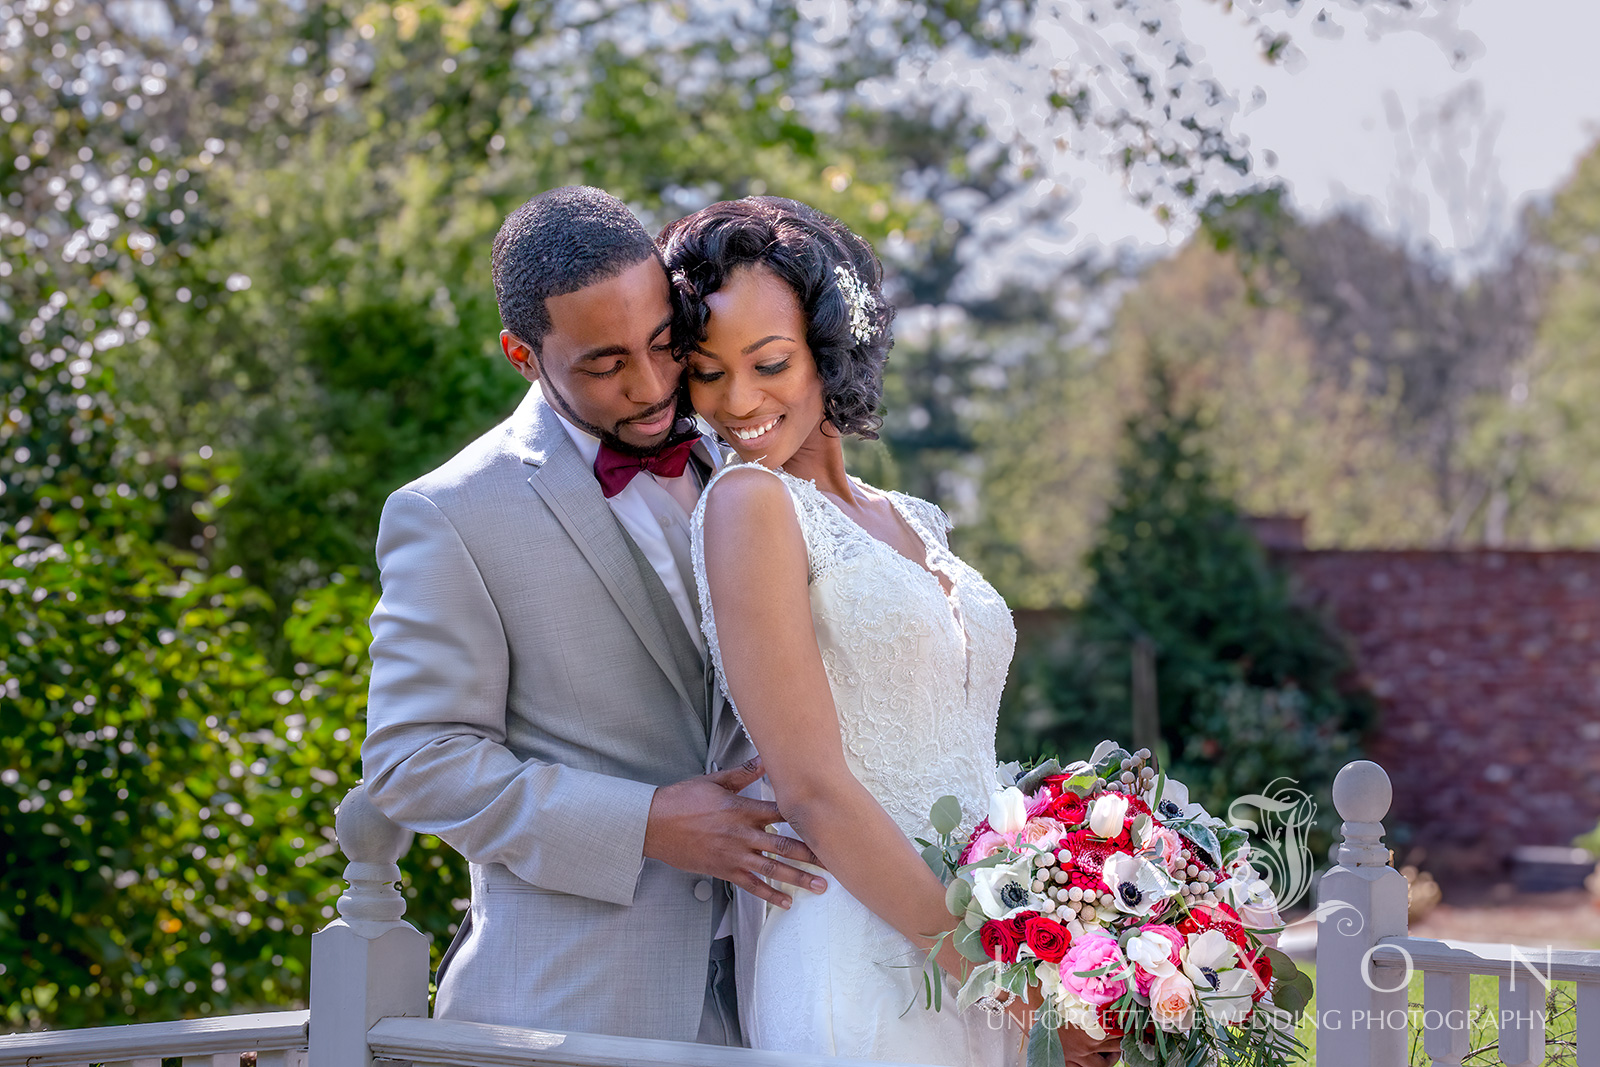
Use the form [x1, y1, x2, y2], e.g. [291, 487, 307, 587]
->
[502, 256, 684, 455]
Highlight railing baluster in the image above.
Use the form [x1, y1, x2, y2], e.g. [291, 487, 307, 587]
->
[179, 1055, 240, 1067]
[106, 1060, 161, 1067]
[1496, 975, 1545, 1067]
[1577, 978, 1599, 1067]
[1422, 969, 1471, 1067]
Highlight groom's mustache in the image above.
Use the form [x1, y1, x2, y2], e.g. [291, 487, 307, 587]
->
[618, 393, 679, 429]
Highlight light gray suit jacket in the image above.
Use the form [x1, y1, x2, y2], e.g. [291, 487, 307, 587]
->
[362, 384, 759, 1041]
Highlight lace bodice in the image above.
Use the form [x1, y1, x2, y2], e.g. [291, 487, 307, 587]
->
[690, 463, 1016, 841]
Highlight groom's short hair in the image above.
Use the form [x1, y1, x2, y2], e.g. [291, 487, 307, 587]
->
[492, 187, 656, 353]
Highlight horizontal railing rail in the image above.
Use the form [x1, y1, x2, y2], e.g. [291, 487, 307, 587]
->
[368, 1017, 954, 1067]
[1372, 936, 1600, 984]
[0, 1009, 308, 1067]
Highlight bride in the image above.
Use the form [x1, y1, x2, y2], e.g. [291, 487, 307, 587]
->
[658, 198, 1123, 1067]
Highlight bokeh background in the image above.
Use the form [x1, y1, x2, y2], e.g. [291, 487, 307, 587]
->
[4, 0, 1599, 1032]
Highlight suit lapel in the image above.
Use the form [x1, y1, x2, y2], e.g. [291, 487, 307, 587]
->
[518, 392, 700, 718]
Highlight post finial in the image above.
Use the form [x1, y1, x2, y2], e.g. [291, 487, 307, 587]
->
[334, 782, 414, 923]
[1332, 759, 1393, 868]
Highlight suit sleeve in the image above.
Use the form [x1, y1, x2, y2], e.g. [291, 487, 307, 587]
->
[361, 487, 658, 906]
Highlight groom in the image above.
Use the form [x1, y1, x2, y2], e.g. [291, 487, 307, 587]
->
[361, 186, 825, 1044]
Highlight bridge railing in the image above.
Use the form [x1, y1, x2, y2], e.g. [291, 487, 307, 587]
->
[1315, 759, 1600, 1067]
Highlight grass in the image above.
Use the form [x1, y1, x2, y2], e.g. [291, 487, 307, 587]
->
[1289, 963, 1582, 1065]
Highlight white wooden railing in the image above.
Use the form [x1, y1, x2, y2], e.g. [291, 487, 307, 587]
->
[1317, 760, 1600, 1066]
[6, 760, 1599, 1066]
[0, 784, 925, 1067]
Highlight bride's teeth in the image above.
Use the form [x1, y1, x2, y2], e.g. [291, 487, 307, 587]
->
[735, 418, 777, 441]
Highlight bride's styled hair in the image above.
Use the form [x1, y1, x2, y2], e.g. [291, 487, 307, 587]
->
[658, 197, 894, 441]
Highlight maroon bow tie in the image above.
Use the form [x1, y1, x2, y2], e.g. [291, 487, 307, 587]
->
[595, 438, 696, 498]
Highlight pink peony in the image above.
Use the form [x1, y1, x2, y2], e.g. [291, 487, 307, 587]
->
[1059, 933, 1130, 1006]
[961, 828, 1005, 865]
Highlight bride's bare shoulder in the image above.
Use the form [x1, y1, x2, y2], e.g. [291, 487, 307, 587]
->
[702, 465, 804, 543]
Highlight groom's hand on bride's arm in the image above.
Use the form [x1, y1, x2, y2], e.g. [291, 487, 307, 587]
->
[644, 756, 829, 909]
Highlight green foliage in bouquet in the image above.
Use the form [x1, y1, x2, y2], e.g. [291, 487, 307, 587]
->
[1018, 372, 1372, 861]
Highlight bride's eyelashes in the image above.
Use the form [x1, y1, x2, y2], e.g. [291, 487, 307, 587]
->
[686, 358, 791, 384]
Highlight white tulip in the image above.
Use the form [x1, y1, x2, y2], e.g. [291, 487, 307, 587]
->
[988, 786, 1028, 836]
[1089, 793, 1129, 838]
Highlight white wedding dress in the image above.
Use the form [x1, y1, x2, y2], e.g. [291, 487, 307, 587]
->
[691, 463, 1019, 1066]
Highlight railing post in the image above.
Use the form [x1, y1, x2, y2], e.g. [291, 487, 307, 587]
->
[1316, 760, 1410, 1066]
[309, 783, 431, 1067]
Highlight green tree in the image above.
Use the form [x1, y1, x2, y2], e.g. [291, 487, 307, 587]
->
[1020, 372, 1371, 838]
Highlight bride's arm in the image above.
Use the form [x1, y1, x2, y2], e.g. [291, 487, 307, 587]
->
[702, 471, 964, 971]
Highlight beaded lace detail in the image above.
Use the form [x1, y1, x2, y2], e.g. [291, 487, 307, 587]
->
[689, 462, 1016, 840]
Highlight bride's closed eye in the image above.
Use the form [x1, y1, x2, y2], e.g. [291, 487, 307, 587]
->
[756, 359, 791, 376]
[687, 365, 723, 383]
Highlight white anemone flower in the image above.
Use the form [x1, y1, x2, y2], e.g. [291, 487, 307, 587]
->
[1182, 929, 1242, 992]
[972, 856, 1040, 920]
[1100, 852, 1173, 917]
[1219, 870, 1284, 933]
[1199, 966, 1258, 1025]
[988, 786, 1028, 836]
[1145, 777, 1225, 830]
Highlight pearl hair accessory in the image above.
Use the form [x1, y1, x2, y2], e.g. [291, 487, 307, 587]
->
[833, 264, 878, 344]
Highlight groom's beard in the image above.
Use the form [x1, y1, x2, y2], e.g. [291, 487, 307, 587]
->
[536, 354, 696, 458]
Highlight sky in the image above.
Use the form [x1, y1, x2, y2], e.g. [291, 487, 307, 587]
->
[1054, 0, 1600, 263]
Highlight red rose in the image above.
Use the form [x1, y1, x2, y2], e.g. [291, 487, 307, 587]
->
[979, 918, 1023, 963]
[1247, 947, 1273, 1001]
[1022, 915, 1072, 963]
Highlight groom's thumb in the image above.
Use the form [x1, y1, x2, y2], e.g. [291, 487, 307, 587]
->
[711, 756, 764, 792]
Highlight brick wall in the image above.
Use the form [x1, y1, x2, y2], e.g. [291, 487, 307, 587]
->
[1279, 549, 1600, 875]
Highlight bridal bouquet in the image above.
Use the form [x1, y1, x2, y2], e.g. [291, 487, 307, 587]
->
[921, 741, 1312, 1067]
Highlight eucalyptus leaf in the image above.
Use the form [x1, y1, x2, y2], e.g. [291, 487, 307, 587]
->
[930, 794, 964, 836]
[921, 841, 946, 877]
[1119, 1033, 1159, 1067]
[945, 877, 973, 917]
[955, 962, 998, 1011]
[1027, 1017, 1066, 1067]
[955, 920, 991, 964]
[1271, 963, 1314, 1016]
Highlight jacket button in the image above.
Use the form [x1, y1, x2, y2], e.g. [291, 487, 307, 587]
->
[694, 880, 713, 902]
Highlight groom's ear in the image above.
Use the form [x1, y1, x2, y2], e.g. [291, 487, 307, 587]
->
[501, 330, 539, 383]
